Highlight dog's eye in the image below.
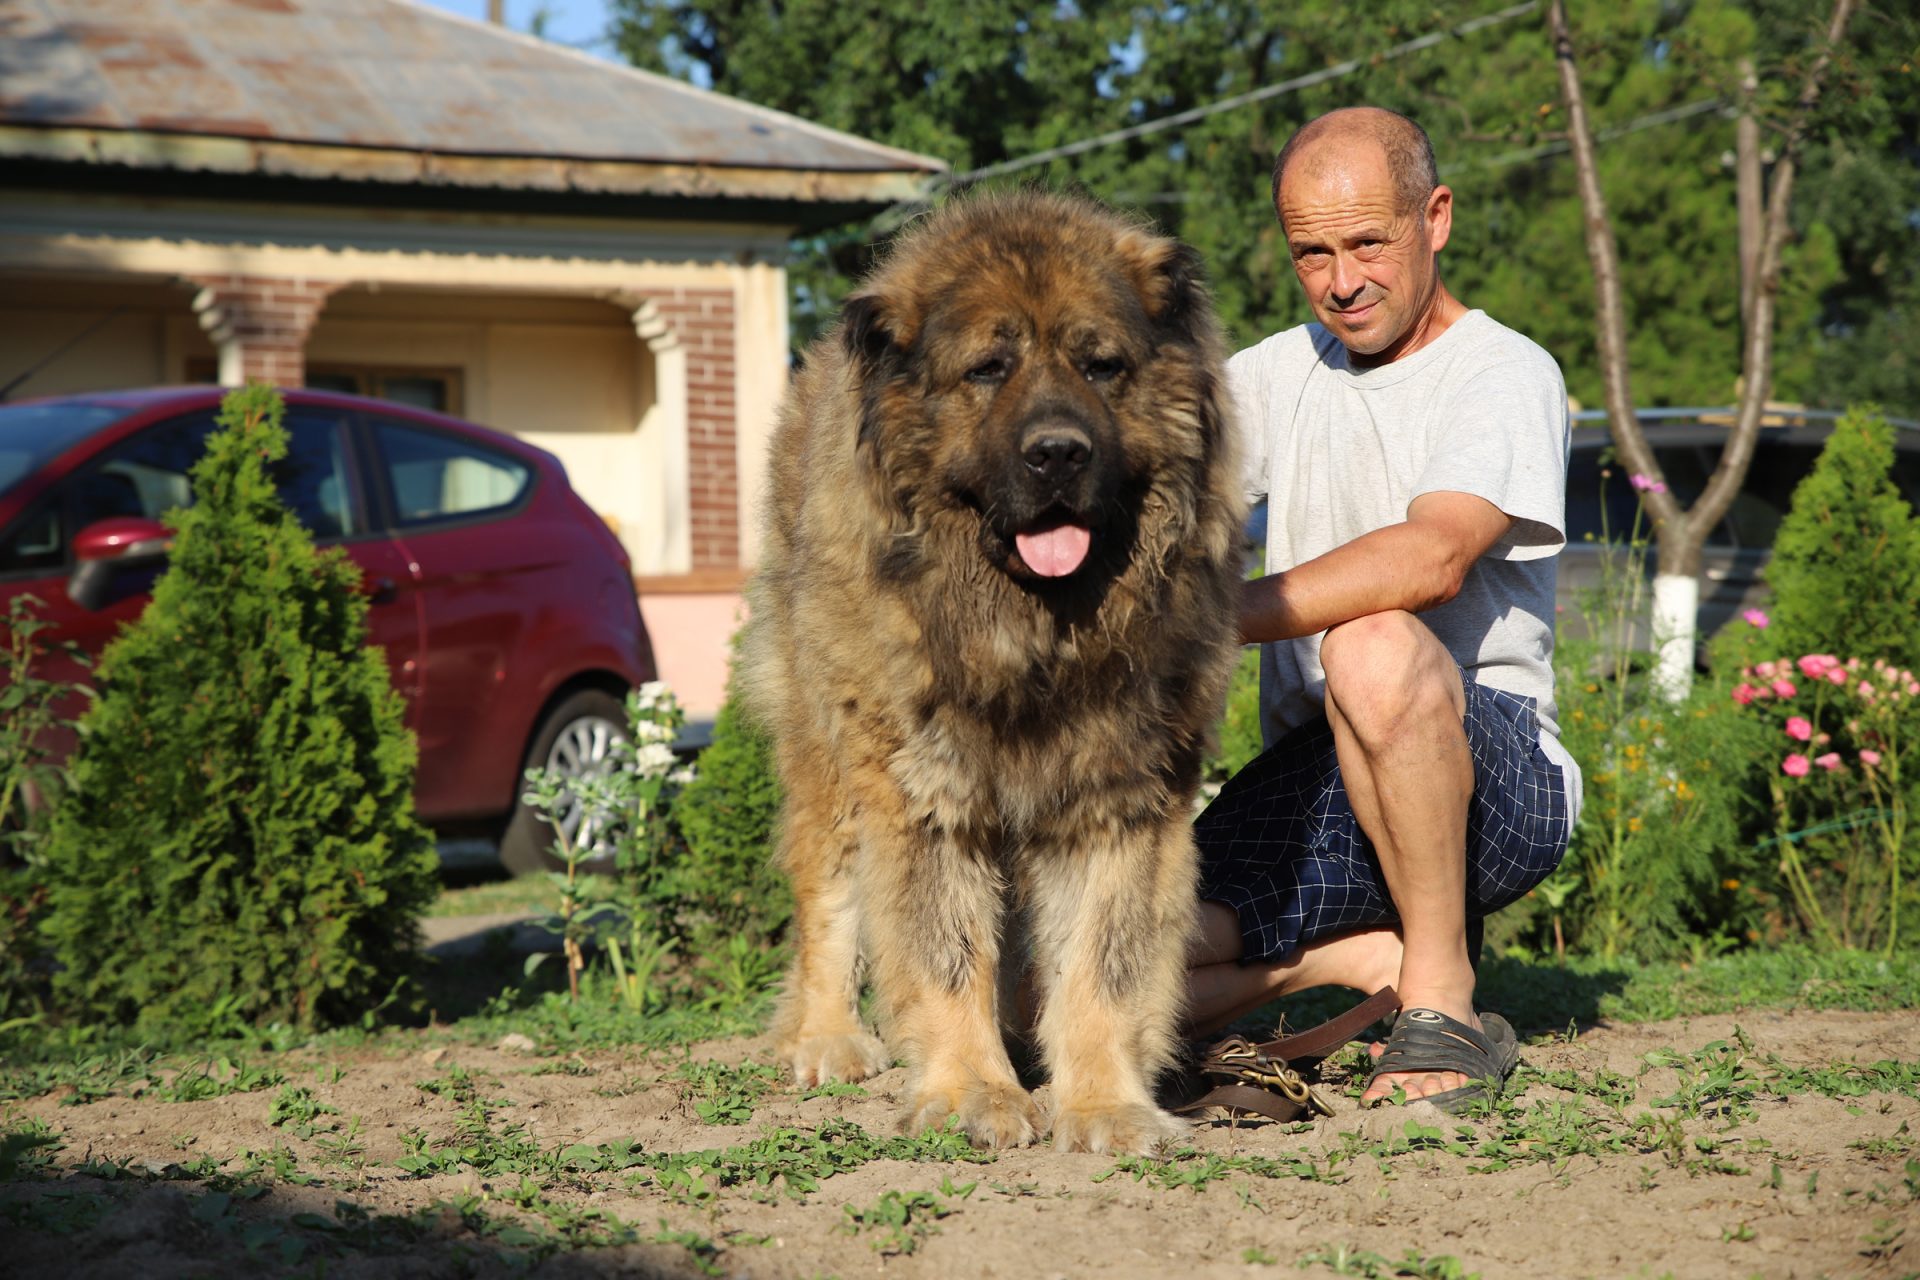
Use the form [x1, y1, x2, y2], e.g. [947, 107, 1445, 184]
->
[1083, 356, 1127, 383]
[964, 357, 1008, 384]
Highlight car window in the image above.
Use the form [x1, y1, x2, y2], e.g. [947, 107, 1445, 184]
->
[0, 408, 359, 576]
[0, 402, 125, 498]
[372, 419, 530, 527]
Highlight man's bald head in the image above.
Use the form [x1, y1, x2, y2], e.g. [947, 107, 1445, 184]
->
[1269, 107, 1437, 225]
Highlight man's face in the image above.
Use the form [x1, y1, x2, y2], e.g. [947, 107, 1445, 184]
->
[1277, 145, 1451, 361]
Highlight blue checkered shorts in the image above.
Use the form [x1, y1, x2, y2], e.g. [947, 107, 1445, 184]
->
[1196, 676, 1571, 964]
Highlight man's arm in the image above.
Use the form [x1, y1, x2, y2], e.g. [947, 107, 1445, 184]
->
[1238, 491, 1515, 645]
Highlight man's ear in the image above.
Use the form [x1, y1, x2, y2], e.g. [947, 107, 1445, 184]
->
[1425, 185, 1454, 254]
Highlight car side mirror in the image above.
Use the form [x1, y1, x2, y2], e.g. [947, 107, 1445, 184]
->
[68, 517, 171, 611]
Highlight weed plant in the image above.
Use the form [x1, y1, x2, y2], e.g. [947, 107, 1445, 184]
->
[1545, 471, 1744, 958]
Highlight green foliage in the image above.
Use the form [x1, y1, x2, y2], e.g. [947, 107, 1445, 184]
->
[0, 594, 90, 860]
[1205, 646, 1264, 785]
[669, 681, 789, 938]
[612, 0, 1914, 414]
[38, 385, 437, 1037]
[1763, 407, 1920, 667]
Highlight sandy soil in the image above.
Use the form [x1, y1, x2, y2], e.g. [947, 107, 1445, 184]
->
[3, 1008, 1916, 1279]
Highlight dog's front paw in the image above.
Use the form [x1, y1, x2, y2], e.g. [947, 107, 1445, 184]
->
[1049, 1101, 1189, 1155]
[781, 1033, 890, 1088]
[903, 1082, 1040, 1150]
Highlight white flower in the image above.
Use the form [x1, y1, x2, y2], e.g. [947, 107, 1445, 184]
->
[668, 766, 696, 785]
[635, 742, 678, 776]
[634, 718, 676, 745]
[635, 680, 670, 710]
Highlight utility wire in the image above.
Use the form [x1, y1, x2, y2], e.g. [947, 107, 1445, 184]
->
[945, 0, 1542, 187]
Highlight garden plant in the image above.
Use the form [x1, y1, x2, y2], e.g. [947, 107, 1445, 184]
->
[36, 384, 437, 1038]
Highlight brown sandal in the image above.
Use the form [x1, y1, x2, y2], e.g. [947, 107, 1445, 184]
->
[1173, 986, 1400, 1124]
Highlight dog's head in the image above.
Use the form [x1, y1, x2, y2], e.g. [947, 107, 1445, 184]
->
[838, 190, 1227, 591]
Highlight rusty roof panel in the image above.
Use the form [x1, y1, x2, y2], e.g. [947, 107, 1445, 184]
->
[0, 0, 944, 178]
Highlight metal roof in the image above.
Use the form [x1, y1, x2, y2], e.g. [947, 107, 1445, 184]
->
[0, 0, 943, 201]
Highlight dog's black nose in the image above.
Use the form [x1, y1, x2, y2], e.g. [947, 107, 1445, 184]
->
[1022, 428, 1091, 484]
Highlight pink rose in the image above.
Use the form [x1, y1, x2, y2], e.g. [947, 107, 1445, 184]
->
[1786, 717, 1813, 741]
[1815, 732, 1831, 746]
[1814, 752, 1843, 772]
[1859, 681, 1876, 700]
[1829, 669, 1848, 686]
[1847, 658, 1862, 671]
[1755, 661, 1778, 679]
[1772, 679, 1797, 698]
[1731, 683, 1759, 706]
[1744, 609, 1770, 629]
[1908, 682, 1920, 697]
[1782, 754, 1811, 778]
[1861, 750, 1883, 767]
[1630, 472, 1668, 493]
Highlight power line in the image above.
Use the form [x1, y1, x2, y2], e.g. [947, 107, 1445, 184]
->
[945, 0, 1542, 187]
[1446, 96, 1726, 172]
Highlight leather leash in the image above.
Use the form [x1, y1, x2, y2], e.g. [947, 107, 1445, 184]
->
[1173, 985, 1399, 1124]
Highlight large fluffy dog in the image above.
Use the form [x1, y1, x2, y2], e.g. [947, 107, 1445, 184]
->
[741, 190, 1245, 1154]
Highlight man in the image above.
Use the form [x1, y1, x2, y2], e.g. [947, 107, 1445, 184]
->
[1185, 107, 1582, 1111]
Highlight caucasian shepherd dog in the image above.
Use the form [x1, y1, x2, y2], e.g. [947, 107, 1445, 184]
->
[741, 190, 1245, 1154]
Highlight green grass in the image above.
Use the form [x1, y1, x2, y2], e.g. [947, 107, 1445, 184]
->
[428, 874, 554, 919]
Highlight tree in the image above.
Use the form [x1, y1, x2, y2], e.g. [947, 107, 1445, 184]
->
[1549, 0, 1858, 698]
[41, 386, 437, 1037]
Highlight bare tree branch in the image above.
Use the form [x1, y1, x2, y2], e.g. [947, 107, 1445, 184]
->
[1689, 0, 1858, 541]
[1736, 60, 1763, 329]
[1546, 0, 1681, 534]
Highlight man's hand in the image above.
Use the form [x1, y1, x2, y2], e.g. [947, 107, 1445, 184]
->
[1239, 491, 1514, 645]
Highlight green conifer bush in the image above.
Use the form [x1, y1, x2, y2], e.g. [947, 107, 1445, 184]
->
[41, 386, 436, 1036]
[1764, 406, 1920, 666]
[669, 688, 789, 939]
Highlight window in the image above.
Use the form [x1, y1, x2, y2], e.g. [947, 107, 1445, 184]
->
[0, 402, 125, 498]
[373, 420, 530, 526]
[307, 366, 463, 415]
[16, 408, 356, 564]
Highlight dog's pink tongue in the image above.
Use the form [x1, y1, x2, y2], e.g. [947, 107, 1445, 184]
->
[1015, 524, 1091, 577]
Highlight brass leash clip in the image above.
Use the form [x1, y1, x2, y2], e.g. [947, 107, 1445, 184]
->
[1197, 1035, 1335, 1118]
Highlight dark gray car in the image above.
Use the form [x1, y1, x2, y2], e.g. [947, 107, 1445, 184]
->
[1558, 409, 1920, 652]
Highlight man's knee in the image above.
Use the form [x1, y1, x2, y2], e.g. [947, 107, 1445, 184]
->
[1322, 610, 1461, 737]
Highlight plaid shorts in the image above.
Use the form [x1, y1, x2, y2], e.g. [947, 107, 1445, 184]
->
[1196, 675, 1571, 964]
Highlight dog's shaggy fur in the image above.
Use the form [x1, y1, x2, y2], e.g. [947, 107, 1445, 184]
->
[741, 190, 1246, 1154]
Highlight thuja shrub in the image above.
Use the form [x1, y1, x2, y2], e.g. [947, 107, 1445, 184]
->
[1764, 406, 1920, 667]
[670, 681, 789, 939]
[41, 386, 436, 1037]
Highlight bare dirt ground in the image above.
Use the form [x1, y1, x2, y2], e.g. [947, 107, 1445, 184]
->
[3, 1008, 1916, 1280]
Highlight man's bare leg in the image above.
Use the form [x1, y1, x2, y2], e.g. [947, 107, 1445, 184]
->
[1186, 902, 1400, 1037]
[1318, 610, 1478, 1103]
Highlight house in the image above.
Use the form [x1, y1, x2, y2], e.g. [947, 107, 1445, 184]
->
[0, 0, 943, 717]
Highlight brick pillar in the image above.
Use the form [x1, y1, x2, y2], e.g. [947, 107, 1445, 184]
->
[190, 275, 339, 387]
[647, 288, 739, 570]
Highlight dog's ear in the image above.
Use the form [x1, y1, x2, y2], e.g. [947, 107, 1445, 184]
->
[840, 291, 904, 449]
[841, 292, 898, 373]
[1116, 230, 1210, 345]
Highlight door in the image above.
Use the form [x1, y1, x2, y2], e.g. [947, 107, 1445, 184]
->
[364, 414, 553, 819]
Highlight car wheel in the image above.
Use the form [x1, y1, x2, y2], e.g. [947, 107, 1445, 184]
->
[497, 688, 629, 876]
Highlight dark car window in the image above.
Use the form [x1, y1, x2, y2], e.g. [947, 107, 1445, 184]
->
[0, 402, 126, 498]
[372, 419, 530, 527]
[0, 406, 358, 576]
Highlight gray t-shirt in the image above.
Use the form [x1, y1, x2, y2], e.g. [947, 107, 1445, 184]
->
[1231, 309, 1581, 808]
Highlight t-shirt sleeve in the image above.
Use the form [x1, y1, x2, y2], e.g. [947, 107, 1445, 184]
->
[1226, 345, 1270, 505]
[1411, 343, 1569, 561]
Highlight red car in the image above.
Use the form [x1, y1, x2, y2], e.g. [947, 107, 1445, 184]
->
[0, 387, 655, 873]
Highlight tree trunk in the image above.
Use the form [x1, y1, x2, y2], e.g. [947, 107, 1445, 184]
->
[1549, 0, 1857, 700]
[1736, 60, 1763, 330]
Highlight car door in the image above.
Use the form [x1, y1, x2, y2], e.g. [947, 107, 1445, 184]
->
[363, 413, 555, 821]
[0, 404, 423, 721]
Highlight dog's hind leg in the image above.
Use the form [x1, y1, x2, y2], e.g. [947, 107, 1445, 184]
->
[771, 747, 889, 1088]
[1024, 811, 1198, 1155]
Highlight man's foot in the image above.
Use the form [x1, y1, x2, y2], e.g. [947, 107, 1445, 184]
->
[1360, 1008, 1518, 1112]
[1357, 979, 1477, 1104]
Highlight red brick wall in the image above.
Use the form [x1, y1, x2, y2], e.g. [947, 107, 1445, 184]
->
[190, 275, 337, 387]
[647, 288, 739, 570]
